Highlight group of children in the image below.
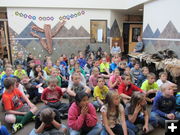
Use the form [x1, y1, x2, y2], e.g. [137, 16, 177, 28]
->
[0, 50, 180, 135]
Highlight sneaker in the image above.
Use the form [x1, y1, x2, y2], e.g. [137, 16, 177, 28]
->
[12, 123, 23, 133]
[32, 115, 36, 121]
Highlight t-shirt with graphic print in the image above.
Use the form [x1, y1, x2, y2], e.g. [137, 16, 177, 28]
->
[100, 104, 123, 128]
[41, 86, 63, 103]
[2, 88, 24, 111]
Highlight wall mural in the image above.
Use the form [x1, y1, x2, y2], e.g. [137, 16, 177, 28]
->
[30, 21, 65, 54]
[8, 9, 120, 61]
[110, 19, 121, 37]
[143, 21, 180, 58]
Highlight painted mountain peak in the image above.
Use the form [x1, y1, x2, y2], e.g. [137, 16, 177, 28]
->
[110, 19, 121, 37]
[143, 24, 153, 38]
[9, 21, 90, 46]
[159, 21, 180, 39]
[9, 27, 18, 38]
[143, 21, 180, 39]
[153, 28, 160, 38]
[78, 26, 90, 37]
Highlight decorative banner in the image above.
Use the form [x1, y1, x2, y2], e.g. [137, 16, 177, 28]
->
[15, 10, 85, 21]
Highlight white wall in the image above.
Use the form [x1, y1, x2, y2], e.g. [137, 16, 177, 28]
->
[110, 11, 125, 36]
[7, 8, 111, 34]
[1, 0, 151, 10]
[143, 0, 180, 58]
[143, 0, 180, 33]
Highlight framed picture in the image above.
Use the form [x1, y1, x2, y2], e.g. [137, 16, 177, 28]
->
[132, 27, 141, 42]
[90, 20, 107, 43]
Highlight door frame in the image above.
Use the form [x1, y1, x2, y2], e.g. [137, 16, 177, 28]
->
[122, 22, 143, 54]
[128, 24, 142, 52]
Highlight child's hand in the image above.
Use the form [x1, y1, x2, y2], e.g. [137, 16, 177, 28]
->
[81, 105, 88, 115]
[38, 72, 42, 77]
[167, 113, 175, 120]
[134, 104, 142, 114]
[143, 124, 149, 133]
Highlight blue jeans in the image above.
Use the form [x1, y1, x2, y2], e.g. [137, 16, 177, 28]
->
[0, 125, 10, 135]
[126, 114, 157, 133]
[100, 126, 135, 135]
[69, 123, 102, 135]
[92, 101, 102, 110]
[151, 111, 180, 128]
[29, 124, 67, 135]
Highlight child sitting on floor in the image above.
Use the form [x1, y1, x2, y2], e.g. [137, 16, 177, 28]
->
[156, 72, 176, 88]
[1, 66, 14, 92]
[89, 67, 100, 91]
[141, 73, 159, 103]
[21, 75, 43, 104]
[128, 58, 137, 69]
[118, 74, 143, 104]
[151, 83, 180, 128]
[2, 77, 37, 133]
[124, 66, 135, 84]
[118, 62, 126, 75]
[14, 64, 27, 80]
[108, 68, 122, 91]
[137, 66, 149, 88]
[67, 72, 91, 104]
[44, 60, 53, 76]
[29, 108, 67, 135]
[41, 77, 68, 118]
[130, 62, 142, 85]
[93, 77, 109, 110]
[68, 91, 102, 135]
[100, 57, 110, 76]
[125, 92, 157, 135]
[101, 91, 134, 135]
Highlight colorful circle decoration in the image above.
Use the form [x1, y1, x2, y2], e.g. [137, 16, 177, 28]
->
[59, 10, 85, 21]
[15, 10, 85, 21]
[15, 11, 36, 21]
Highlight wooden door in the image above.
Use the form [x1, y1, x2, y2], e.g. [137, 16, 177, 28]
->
[128, 24, 142, 53]
[0, 20, 10, 60]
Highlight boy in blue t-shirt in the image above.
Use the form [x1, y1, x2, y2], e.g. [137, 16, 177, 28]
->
[151, 83, 180, 128]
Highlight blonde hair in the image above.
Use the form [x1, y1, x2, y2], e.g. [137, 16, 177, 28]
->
[47, 77, 58, 85]
[105, 91, 121, 119]
[147, 73, 156, 78]
[142, 66, 149, 72]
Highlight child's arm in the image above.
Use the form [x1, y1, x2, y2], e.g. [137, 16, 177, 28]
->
[67, 88, 76, 96]
[152, 96, 167, 117]
[128, 104, 141, 123]
[120, 106, 128, 135]
[21, 92, 36, 108]
[84, 85, 91, 94]
[51, 119, 61, 129]
[7, 110, 26, 115]
[68, 105, 86, 130]
[109, 79, 118, 89]
[85, 104, 98, 127]
[143, 110, 149, 133]
[101, 111, 115, 135]
[96, 97, 104, 105]
[119, 93, 131, 100]
[36, 122, 46, 134]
